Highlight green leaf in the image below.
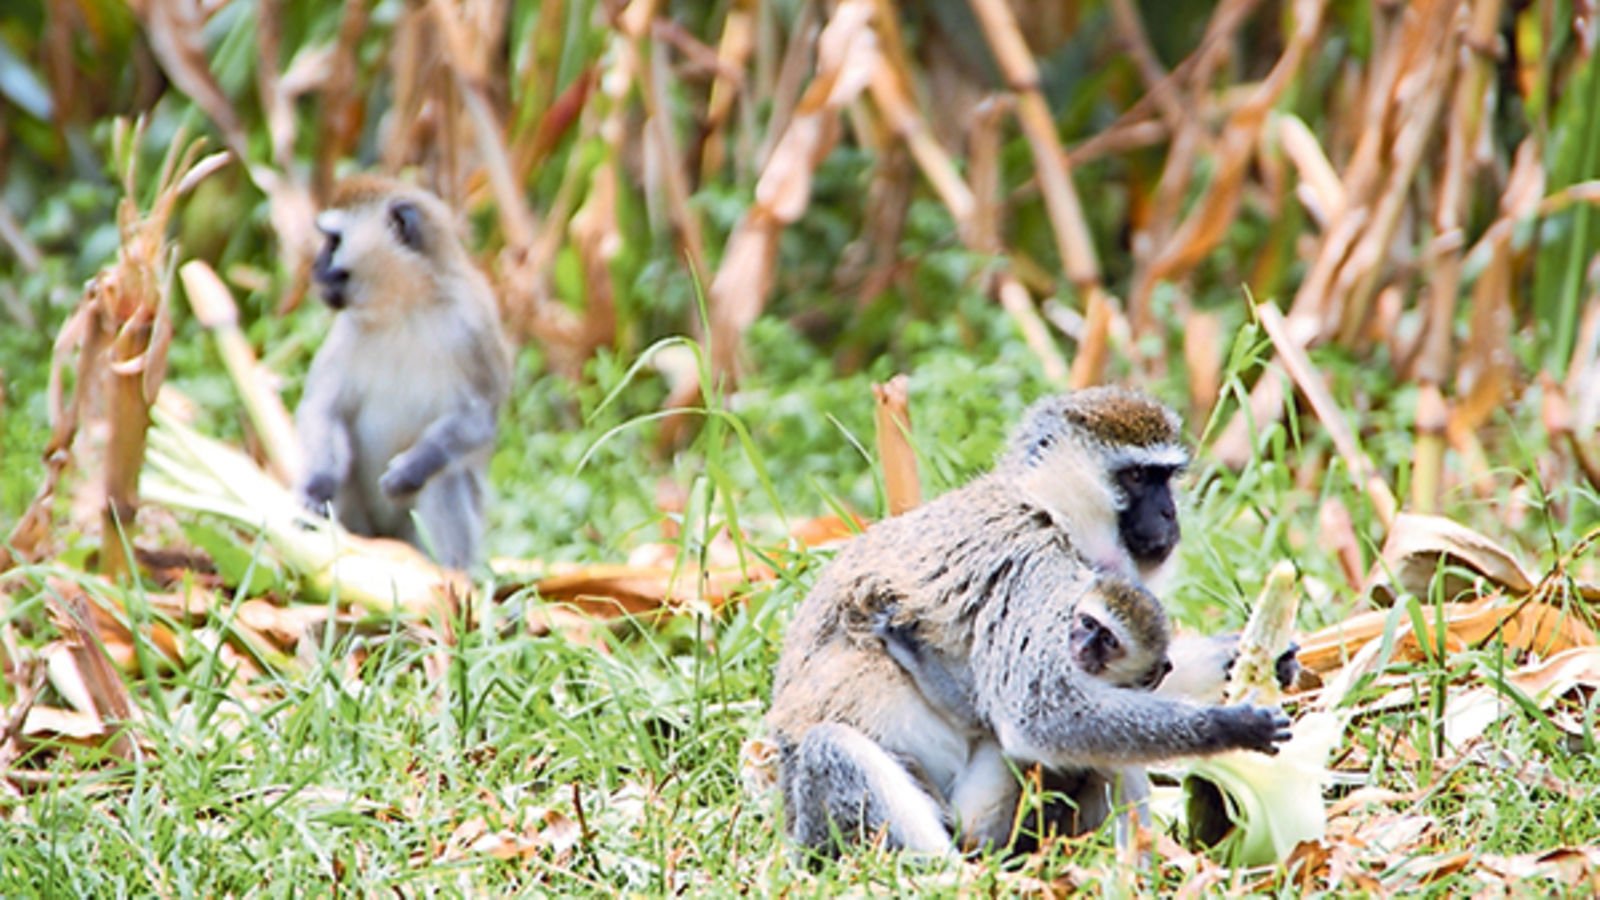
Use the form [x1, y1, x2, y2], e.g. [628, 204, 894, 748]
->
[180, 520, 285, 597]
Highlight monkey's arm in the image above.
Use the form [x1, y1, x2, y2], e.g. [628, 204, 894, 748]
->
[964, 561, 1291, 769]
[295, 355, 353, 511]
[379, 396, 499, 497]
[871, 613, 982, 730]
[380, 323, 507, 498]
[983, 675, 1290, 771]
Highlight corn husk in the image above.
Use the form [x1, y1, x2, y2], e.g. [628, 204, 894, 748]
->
[141, 401, 464, 616]
[1225, 562, 1301, 707]
[1181, 562, 1344, 866]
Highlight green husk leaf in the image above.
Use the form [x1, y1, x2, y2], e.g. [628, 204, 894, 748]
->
[141, 398, 465, 616]
[1181, 561, 1345, 866]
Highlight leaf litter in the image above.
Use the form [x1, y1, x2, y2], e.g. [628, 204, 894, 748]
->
[5, 0, 1600, 891]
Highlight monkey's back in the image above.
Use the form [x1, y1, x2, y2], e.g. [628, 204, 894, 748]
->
[768, 473, 1091, 780]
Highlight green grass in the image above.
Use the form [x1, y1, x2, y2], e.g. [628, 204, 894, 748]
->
[2, 295, 1599, 895]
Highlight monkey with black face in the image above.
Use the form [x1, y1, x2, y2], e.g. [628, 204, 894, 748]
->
[1005, 389, 1189, 586]
[874, 576, 1174, 849]
[767, 388, 1292, 857]
[295, 177, 512, 570]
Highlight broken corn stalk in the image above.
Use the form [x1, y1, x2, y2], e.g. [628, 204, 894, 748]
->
[141, 401, 464, 616]
[1225, 562, 1301, 707]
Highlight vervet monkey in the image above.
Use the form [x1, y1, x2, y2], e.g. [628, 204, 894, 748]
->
[295, 176, 511, 570]
[874, 576, 1173, 849]
[767, 388, 1291, 856]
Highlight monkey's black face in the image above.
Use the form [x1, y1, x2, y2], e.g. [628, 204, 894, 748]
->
[1069, 612, 1120, 677]
[312, 230, 350, 309]
[1114, 464, 1180, 565]
[1071, 609, 1171, 688]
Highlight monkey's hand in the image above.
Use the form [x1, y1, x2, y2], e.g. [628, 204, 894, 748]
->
[870, 611, 912, 646]
[380, 445, 447, 499]
[1208, 705, 1293, 756]
[299, 472, 340, 517]
[870, 611, 922, 673]
[1274, 644, 1301, 692]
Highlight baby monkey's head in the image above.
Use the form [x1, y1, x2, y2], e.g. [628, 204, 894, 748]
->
[312, 177, 468, 314]
[1072, 577, 1172, 690]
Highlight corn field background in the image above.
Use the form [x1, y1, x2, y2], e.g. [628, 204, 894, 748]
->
[1, 0, 1599, 894]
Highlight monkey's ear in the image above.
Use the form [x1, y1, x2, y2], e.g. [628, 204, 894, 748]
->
[388, 201, 425, 251]
[315, 209, 345, 237]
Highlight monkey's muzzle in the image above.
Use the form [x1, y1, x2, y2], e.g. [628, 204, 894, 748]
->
[312, 240, 351, 310]
[1118, 504, 1180, 567]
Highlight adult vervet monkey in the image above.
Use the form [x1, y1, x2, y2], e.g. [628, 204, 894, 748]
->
[767, 389, 1292, 855]
[295, 177, 511, 569]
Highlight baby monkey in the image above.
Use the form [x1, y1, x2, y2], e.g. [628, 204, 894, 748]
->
[875, 576, 1172, 849]
[295, 177, 512, 569]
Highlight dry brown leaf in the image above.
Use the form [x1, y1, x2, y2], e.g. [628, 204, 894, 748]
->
[1369, 513, 1537, 602]
[190, 626, 266, 684]
[1278, 839, 1333, 892]
[1441, 646, 1600, 747]
[1302, 596, 1597, 678]
[528, 562, 765, 619]
[1325, 786, 1424, 819]
[1383, 850, 1474, 888]
[19, 705, 105, 744]
[790, 514, 866, 547]
[1478, 846, 1600, 892]
[49, 577, 186, 670]
[1352, 812, 1436, 856]
[48, 594, 137, 759]
[234, 599, 336, 647]
[433, 808, 580, 864]
[873, 375, 921, 516]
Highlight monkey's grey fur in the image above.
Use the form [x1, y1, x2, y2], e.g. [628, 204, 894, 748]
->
[873, 574, 1176, 850]
[296, 176, 511, 570]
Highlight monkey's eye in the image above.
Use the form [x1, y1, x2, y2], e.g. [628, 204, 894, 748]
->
[388, 201, 424, 252]
[1079, 614, 1116, 650]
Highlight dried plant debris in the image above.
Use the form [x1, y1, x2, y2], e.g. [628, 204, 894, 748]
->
[5, 0, 1600, 892]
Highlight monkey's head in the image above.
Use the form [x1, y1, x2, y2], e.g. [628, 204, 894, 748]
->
[311, 177, 467, 314]
[1005, 388, 1189, 580]
[1071, 578, 1172, 689]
